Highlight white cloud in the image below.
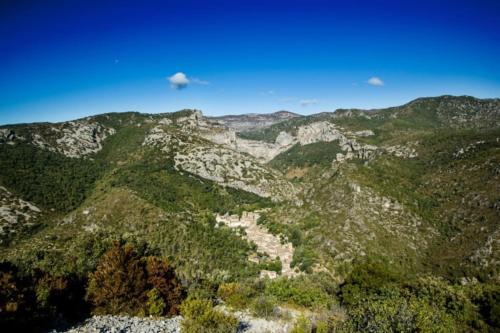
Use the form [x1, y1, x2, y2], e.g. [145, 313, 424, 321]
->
[367, 77, 384, 86]
[300, 99, 318, 106]
[167, 72, 210, 89]
[168, 72, 190, 89]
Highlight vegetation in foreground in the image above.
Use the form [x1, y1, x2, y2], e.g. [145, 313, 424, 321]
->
[2, 242, 499, 332]
[0, 96, 499, 332]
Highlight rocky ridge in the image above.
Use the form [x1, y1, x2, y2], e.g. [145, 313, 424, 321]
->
[0, 119, 116, 158]
[142, 110, 420, 202]
[0, 186, 41, 244]
[209, 110, 301, 132]
[142, 111, 300, 202]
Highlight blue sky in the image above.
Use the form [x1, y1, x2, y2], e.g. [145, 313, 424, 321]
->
[1, 0, 499, 124]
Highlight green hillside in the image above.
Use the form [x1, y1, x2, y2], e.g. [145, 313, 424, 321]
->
[1, 96, 499, 332]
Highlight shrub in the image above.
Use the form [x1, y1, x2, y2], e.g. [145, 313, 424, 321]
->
[291, 246, 316, 273]
[0, 262, 89, 332]
[86, 242, 147, 315]
[146, 288, 166, 317]
[0, 262, 33, 327]
[291, 315, 312, 333]
[340, 258, 404, 306]
[408, 276, 485, 329]
[348, 294, 457, 333]
[180, 298, 238, 333]
[470, 283, 500, 328]
[146, 256, 184, 315]
[250, 295, 277, 318]
[265, 276, 332, 309]
[217, 282, 253, 309]
[87, 243, 185, 316]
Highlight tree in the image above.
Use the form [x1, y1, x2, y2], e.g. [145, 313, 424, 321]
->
[146, 256, 184, 315]
[86, 242, 147, 315]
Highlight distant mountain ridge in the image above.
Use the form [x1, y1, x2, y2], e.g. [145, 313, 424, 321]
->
[208, 110, 302, 132]
[0, 96, 500, 332]
[0, 95, 499, 332]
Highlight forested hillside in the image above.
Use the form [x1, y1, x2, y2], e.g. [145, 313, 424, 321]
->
[1, 96, 499, 332]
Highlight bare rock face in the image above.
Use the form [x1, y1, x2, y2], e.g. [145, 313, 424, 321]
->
[209, 111, 301, 132]
[470, 228, 500, 269]
[174, 145, 299, 202]
[52, 315, 182, 333]
[3, 119, 116, 158]
[0, 129, 23, 144]
[233, 138, 293, 163]
[51, 121, 116, 158]
[296, 121, 344, 145]
[142, 115, 301, 202]
[383, 143, 418, 158]
[0, 186, 41, 243]
[142, 125, 173, 152]
[354, 129, 375, 137]
[200, 120, 374, 163]
[176, 110, 204, 129]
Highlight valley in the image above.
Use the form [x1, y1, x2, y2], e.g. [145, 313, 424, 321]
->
[0, 95, 499, 332]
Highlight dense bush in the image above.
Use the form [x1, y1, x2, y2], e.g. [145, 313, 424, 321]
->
[265, 276, 333, 309]
[111, 150, 272, 214]
[0, 261, 88, 333]
[347, 294, 456, 333]
[470, 283, 500, 329]
[338, 259, 493, 332]
[291, 246, 316, 273]
[86, 242, 184, 316]
[145, 256, 184, 316]
[87, 242, 147, 315]
[180, 298, 238, 333]
[250, 294, 277, 318]
[269, 141, 343, 170]
[217, 282, 254, 309]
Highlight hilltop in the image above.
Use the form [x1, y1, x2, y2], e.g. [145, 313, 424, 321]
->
[0, 95, 499, 332]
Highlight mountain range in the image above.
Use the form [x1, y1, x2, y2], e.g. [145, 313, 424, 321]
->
[1, 95, 499, 332]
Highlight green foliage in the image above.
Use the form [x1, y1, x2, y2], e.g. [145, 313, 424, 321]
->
[290, 315, 312, 333]
[111, 149, 272, 214]
[269, 141, 343, 170]
[347, 294, 457, 333]
[469, 282, 500, 329]
[340, 258, 404, 306]
[264, 276, 333, 309]
[152, 214, 260, 284]
[146, 288, 166, 317]
[250, 295, 277, 318]
[0, 143, 104, 211]
[180, 298, 238, 333]
[259, 257, 282, 274]
[291, 246, 316, 273]
[217, 282, 254, 309]
[339, 260, 492, 332]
